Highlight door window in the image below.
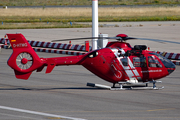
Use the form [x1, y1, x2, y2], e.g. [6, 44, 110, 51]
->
[120, 58, 128, 66]
[133, 57, 147, 67]
[148, 56, 162, 68]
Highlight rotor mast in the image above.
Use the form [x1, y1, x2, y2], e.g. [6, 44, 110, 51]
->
[92, 0, 98, 50]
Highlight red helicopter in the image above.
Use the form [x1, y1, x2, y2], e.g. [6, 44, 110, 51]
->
[6, 33, 175, 90]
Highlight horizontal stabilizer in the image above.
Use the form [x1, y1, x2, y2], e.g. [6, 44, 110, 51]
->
[46, 59, 56, 73]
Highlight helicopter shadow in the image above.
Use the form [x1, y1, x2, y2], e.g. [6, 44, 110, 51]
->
[0, 86, 105, 91]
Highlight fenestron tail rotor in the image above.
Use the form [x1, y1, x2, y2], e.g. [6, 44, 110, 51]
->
[16, 52, 33, 70]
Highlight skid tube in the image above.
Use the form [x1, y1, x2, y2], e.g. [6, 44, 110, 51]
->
[87, 81, 164, 90]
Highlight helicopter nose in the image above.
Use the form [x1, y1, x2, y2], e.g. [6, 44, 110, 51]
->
[160, 56, 176, 75]
[165, 61, 176, 75]
[167, 63, 176, 75]
[153, 53, 176, 75]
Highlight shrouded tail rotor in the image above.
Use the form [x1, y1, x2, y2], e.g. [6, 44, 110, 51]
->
[16, 52, 33, 70]
[7, 33, 44, 80]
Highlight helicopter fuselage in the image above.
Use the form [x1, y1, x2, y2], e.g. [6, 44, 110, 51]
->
[81, 42, 175, 83]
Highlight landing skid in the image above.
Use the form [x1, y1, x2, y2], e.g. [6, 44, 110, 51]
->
[87, 81, 164, 90]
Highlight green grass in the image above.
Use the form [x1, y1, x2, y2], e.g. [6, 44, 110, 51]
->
[0, 22, 91, 29]
[0, 0, 180, 6]
[1, 15, 180, 23]
[1, 15, 180, 29]
[100, 16, 180, 21]
[0, 4, 180, 29]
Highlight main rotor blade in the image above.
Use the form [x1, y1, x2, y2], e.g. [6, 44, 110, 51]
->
[51, 37, 123, 42]
[137, 38, 180, 44]
[52, 37, 98, 42]
[51, 36, 180, 44]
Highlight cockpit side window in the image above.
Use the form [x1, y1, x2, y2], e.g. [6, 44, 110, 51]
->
[120, 58, 128, 66]
[149, 53, 175, 68]
[148, 56, 162, 68]
[133, 57, 147, 67]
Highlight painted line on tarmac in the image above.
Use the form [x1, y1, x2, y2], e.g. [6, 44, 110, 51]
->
[0, 112, 38, 120]
[0, 105, 86, 120]
[147, 108, 175, 112]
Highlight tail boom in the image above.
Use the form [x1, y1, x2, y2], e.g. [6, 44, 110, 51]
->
[42, 55, 83, 73]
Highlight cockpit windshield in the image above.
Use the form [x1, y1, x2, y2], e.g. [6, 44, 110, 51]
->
[149, 53, 175, 68]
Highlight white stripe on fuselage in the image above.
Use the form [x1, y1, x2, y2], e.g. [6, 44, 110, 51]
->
[111, 48, 141, 80]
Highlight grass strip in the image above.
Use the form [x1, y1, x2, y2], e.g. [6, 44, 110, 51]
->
[0, 22, 91, 29]
[0, 7, 180, 29]
[1, 15, 180, 22]
[1, 16, 180, 29]
[0, 0, 180, 6]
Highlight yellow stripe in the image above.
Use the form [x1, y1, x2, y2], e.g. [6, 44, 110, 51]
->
[147, 108, 175, 112]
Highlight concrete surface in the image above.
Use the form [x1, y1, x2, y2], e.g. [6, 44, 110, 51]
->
[0, 21, 180, 53]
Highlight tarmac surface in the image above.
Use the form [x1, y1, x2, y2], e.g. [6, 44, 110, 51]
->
[1, 21, 180, 53]
[0, 22, 180, 120]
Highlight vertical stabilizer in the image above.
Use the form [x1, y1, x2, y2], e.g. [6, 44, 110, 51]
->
[7, 33, 43, 80]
